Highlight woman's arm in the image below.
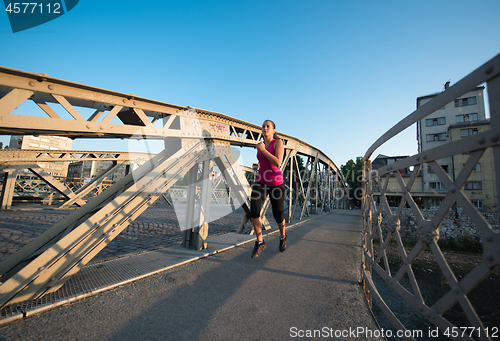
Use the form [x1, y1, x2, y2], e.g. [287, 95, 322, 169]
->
[257, 139, 284, 168]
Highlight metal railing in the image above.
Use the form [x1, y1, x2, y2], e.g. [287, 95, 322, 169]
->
[362, 53, 500, 340]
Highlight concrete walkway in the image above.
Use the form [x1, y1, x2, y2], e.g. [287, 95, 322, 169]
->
[0, 210, 383, 341]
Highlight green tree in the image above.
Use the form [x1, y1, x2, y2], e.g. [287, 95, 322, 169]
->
[341, 156, 363, 208]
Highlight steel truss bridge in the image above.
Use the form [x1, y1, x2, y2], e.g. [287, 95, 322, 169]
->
[0, 66, 348, 310]
[362, 53, 500, 340]
[1, 53, 499, 339]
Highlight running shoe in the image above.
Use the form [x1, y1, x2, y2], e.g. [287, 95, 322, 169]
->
[279, 235, 287, 252]
[251, 240, 267, 258]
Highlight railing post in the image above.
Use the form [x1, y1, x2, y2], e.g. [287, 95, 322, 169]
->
[362, 159, 373, 308]
[288, 154, 294, 222]
[488, 72, 500, 212]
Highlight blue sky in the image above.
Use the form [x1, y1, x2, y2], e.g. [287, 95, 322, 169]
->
[1, 0, 499, 167]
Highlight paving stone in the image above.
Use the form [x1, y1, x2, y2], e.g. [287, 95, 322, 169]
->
[0, 204, 281, 263]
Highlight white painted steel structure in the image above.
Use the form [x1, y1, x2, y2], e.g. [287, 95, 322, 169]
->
[362, 53, 500, 340]
[0, 66, 347, 309]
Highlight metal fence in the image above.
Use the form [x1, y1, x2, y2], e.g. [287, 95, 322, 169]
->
[362, 53, 500, 340]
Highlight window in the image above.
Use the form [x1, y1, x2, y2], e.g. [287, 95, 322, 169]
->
[429, 182, 443, 190]
[428, 165, 449, 174]
[455, 96, 477, 107]
[456, 113, 478, 123]
[464, 181, 482, 190]
[464, 163, 481, 172]
[471, 200, 484, 209]
[460, 128, 478, 138]
[431, 198, 442, 206]
[426, 117, 446, 126]
[426, 133, 447, 142]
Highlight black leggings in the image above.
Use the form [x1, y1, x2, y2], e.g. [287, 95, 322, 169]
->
[250, 182, 285, 224]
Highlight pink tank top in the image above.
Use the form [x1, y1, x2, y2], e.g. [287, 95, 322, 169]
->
[256, 139, 283, 186]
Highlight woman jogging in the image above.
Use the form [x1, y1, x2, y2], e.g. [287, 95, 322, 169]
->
[250, 119, 287, 258]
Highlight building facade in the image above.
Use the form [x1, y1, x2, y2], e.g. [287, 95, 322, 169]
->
[448, 120, 496, 211]
[67, 160, 129, 182]
[373, 85, 495, 211]
[8, 135, 73, 177]
[372, 154, 423, 207]
[417, 87, 485, 149]
[415, 84, 495, 210]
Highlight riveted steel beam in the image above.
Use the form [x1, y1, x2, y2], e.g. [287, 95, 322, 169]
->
[0, 149, 154, 163]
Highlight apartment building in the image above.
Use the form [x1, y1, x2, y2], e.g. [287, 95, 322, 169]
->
[415, 84, 494, 210]
[8, 135, 73, 177]
[67, 160, 129, 182]
[417, 85, 486, 153]
[372, 84, 494, 211]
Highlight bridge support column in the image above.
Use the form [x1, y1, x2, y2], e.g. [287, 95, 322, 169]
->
[0, 168, 17, 209]
[181, 159, 212, 250]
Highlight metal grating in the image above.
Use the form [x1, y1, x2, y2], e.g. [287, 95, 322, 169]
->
[0, 232, 255, 324]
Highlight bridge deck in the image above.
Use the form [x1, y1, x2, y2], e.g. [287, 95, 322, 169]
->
[0, 210, 383, 340]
